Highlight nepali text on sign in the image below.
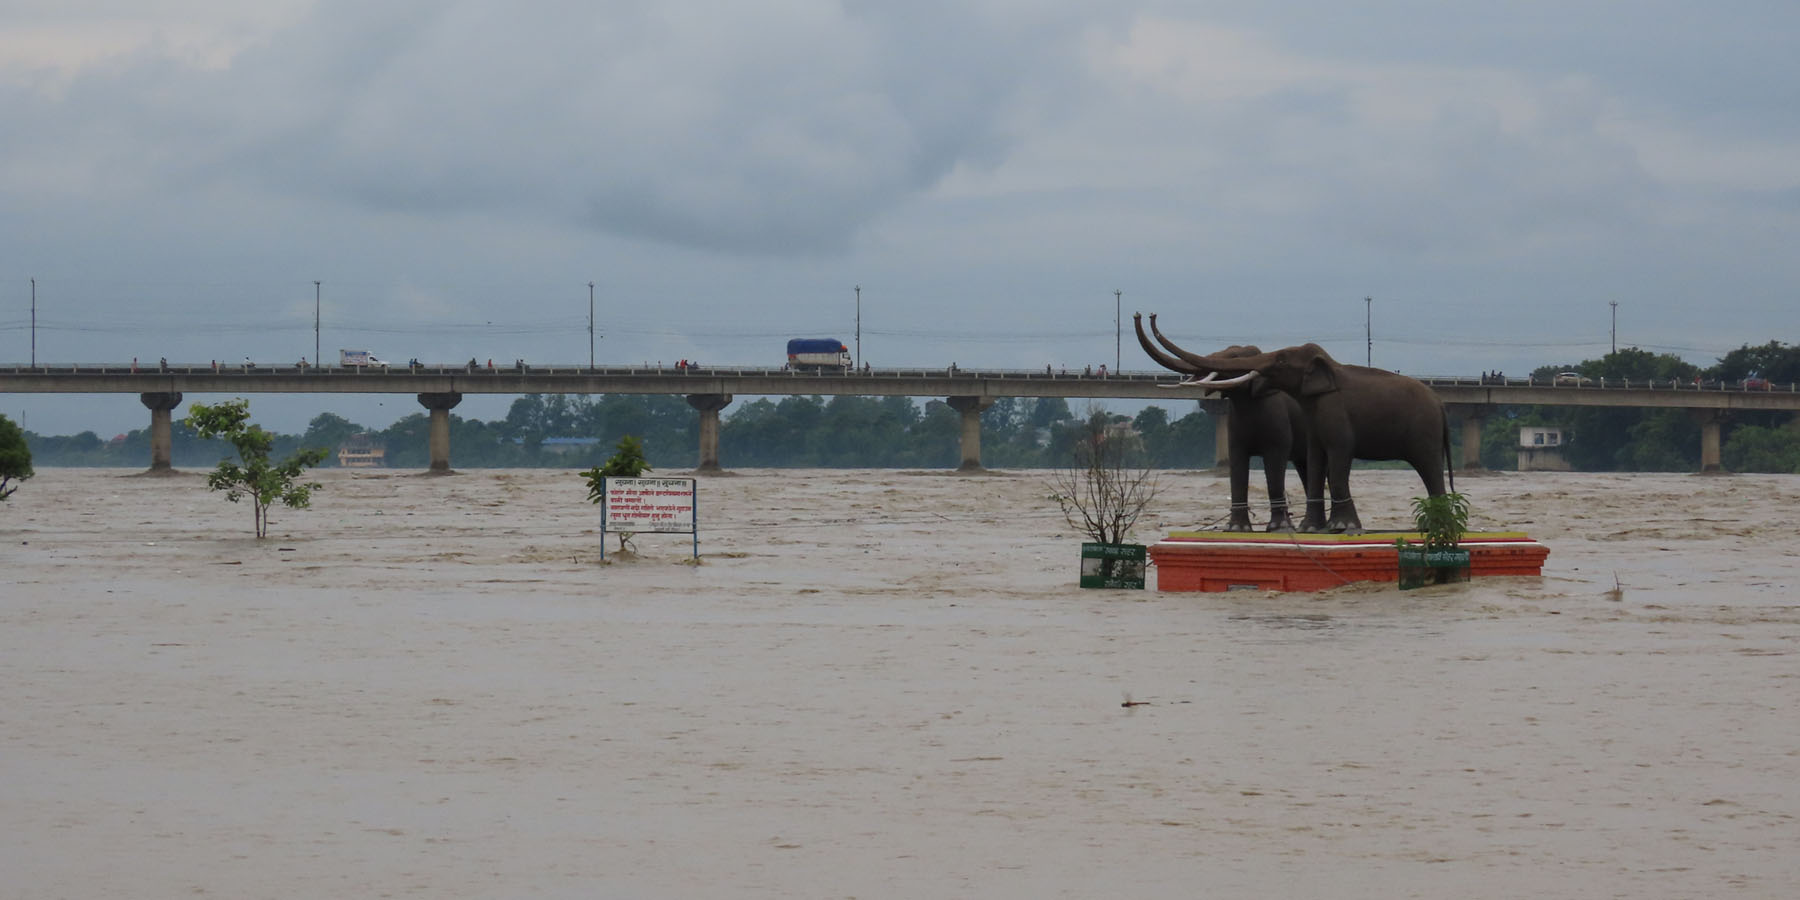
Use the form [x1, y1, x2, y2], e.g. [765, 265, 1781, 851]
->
[603, 477, 697, 534]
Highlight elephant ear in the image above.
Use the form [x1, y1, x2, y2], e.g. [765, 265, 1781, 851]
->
[1299, 350, 1341, 396]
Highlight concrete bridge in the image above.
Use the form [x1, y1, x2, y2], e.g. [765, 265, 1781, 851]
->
[3, 362, 1796, 474]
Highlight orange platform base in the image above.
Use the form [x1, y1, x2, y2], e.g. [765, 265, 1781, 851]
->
[1149, 531, 1550, 593]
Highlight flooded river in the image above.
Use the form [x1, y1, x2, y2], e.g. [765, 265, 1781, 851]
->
[3, 467, 1796, 897]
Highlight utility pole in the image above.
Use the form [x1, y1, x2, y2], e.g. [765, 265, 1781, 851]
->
[1365, 297, 1372, 367]
[314, 281, 321, 367]
[30, 277, 36, 367]
[1610, 300, 1618, 354]
[854, 285, 861, 369]
[1114, 289, 1122, 373]
[588, 281, 596, 369]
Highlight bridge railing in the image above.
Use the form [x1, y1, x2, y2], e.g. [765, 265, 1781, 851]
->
[1416, 375, 1796, 392]
[0, 362, 1182, 381]
[2, 363, 1795, 393]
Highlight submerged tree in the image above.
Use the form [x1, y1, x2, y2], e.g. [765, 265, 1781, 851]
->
[0, 413, 32, 501]
[185, 399, 327, 538]
[582, 435, 653, 553]
[1048, 408, 1161, 555]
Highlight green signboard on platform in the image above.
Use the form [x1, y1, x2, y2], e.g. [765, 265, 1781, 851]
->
[1080, 542, 1147, 589]
[1397, 546, 1471, 590]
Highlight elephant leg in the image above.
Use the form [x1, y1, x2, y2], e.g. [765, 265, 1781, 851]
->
[1226, 456, 1254, 532]
[1290, 457, 1315, 531]
[1410, 454, 1448, 497]
[1225, 410, 1254, 531]
[1263, 454, 1295, 532]
[1298, 442, 1329, 532]
[1324, 452, 1362, 534]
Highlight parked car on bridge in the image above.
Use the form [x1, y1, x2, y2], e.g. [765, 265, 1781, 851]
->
[1554, 372, 1590, 386]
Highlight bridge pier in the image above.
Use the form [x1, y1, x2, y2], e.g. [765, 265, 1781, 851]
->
[1200, 398, 1231, 470]
[685, 393, 733, 473]
[138, 392, 183, 475]
[1448, 404, 1487, 473]
[946, 396, 993, 472]
[1691, 408, 1729, 473]
[417, 392, 463, 474]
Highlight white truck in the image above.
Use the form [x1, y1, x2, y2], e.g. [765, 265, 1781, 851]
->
[786, 338, 852, 370]
[339, 349, 391, 368]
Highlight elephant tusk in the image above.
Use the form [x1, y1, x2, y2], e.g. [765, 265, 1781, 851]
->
[1195, 370, 1258, 389]
[1163, 370, 1254, 389]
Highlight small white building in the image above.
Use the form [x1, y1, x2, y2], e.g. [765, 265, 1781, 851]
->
[336, 432, 386, 468]
[1518, 426, 1571, 471]
[342, 432, 392, 468]
[538, 437, 603, 455]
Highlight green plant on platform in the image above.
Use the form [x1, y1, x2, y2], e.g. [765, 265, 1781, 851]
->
[582, 435, 653, 553]
[1409, 492, 1471, 550]
[185, 399, 327, 538]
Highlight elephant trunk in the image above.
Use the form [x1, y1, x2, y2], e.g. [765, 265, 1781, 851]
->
[1134, 313, 1201, 375]
[1149, 317, 1276, 373]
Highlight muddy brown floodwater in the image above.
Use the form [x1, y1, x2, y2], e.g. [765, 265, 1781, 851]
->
[3, 467, 1796, 898]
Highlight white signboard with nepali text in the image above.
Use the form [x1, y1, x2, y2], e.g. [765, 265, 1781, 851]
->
[602, 477, 697, 534]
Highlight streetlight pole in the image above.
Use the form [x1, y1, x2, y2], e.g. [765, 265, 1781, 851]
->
[30, 277, 36, 368]
[313, 281, 321, 367]
[854, 285, 861, 369]
[1365, 297, 1372, 367]
[588, 281, 596, 369]
[1610, 300, 1617, 354]
[1114, 289, 1122, 373]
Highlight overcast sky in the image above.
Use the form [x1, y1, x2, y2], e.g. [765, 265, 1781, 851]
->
[4, 1, 1797, 435]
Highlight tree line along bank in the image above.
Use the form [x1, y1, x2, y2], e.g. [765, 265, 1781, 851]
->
[14, 342, 1800, 474]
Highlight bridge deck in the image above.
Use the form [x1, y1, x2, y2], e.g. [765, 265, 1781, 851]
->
[2, 364, 1797, 410]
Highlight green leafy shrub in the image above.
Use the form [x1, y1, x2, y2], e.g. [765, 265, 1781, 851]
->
[0, 413, 32, 501]
[185, 399, 327, 538]
[1409, 492, 1471, 549]
[582, 435, 653, 553]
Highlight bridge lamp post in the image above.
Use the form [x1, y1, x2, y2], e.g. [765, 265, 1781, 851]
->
[1114, 289, 1121, 373]
[314, 281, 321, 368]
[588, 281, 596, 369]
[1365, 296, 1372, 367]
[854, 285, 861, 369]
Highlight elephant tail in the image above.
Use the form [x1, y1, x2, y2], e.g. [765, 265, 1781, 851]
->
[1443, 418, 1456, 494]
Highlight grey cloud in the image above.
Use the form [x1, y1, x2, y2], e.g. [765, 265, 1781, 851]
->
[1189, 0, 1800, 141]
[31, 0, 1091, 255]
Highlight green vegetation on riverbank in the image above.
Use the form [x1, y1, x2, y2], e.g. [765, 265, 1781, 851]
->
[17, 343, 1800, 473]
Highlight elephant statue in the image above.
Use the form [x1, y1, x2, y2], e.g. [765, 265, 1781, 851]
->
[1145, 320, 1455, 534]
[1134, 313, 1311, 531]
